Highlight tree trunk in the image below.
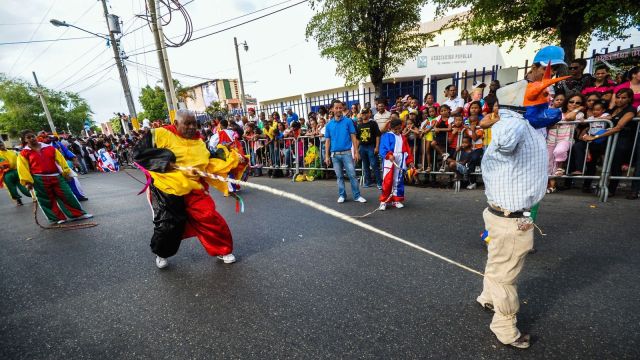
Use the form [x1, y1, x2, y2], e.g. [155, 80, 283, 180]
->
[559, 18, 583, 63]
[370, 67, 384, 104]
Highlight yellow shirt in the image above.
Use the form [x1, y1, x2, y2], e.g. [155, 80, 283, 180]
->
[149, 127, 245, 196]
[16, 147, 71, 186]
[0, 149, 19, 170]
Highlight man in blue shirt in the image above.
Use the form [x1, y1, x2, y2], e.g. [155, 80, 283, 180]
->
[285, 107, 299, 125]
[324, 99, 367, 204]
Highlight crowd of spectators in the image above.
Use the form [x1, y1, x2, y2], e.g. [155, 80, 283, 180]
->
[219, 61, 640, 199]
[26, 61, 638, 200]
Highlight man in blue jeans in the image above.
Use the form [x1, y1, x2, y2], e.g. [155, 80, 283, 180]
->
[356, 108, 382, 189]
[324, 99, 367, 204]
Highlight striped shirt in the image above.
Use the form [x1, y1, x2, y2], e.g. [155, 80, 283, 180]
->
[481, 109, 548, 212]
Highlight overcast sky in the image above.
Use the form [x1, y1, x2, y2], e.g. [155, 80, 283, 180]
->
[1, 1, 638, 125]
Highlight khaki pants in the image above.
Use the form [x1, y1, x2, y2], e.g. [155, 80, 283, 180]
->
[477, 208, 534, 344]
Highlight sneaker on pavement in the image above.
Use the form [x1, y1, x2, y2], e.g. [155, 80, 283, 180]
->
[355, 196, 367, 203]
[156, 256, 169, 269]
[378, 202, 387, 211]
[217, 254, 236, 264]
[377, 185, 382, 190]
[16, 198, 23, 206]
[508, 334, 531, 349]
[393, 202, 404, 209]
[337, 196, 345, 203]
[467, 183, 477, 190]
[56, 219, 68, 225]
[79, 213, 94, 220]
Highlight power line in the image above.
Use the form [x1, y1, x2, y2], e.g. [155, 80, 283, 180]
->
[125, 0, 309, 58]
[15, 1, 99, 77]
[126, 41, 304, 83]
[55, 53, 113, 89]
[189, 0, 308, 42]
[7, 0, 58, 74]
[0, 36, 96, 45]
[75, 65, 116, 94]
[61, 62, 116, 91]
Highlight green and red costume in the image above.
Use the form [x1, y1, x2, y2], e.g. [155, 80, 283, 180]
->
[17, 142, 86, 223]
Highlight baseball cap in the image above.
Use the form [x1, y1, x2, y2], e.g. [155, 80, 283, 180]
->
[533, 45, 567, 66]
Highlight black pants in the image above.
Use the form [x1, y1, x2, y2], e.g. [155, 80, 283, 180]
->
[570, 140, 606, 189]
[149, 185, 187, 258]
[468, 148, 483, 183]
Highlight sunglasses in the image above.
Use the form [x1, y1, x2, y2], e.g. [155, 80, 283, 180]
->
[568, 100, 582, 105]
[569, 66, 579, 70]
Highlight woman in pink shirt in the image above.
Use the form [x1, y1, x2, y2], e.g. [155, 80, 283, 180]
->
[547, 93, 585, 193]
[610, 66, 640, 109]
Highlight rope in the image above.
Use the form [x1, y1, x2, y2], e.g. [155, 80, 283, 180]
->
[30, 190, 98, 230]
[352, 160, 401, 219]
[174, 165, 484, 277]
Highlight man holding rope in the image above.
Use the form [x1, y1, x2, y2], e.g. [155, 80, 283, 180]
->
[133, 110, 247, 269]
[476, 46, 569, 349]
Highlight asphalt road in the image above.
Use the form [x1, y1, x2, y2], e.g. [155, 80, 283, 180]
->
[1, 171, 638, 359]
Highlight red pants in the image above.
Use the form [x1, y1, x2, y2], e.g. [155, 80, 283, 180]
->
[183, 189, 233, 256]
[149, 186, 233, 258]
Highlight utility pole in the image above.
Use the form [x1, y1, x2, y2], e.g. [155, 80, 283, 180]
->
[147, 0, 178, 123]
[32, 71, 57, 135]
[100, 0, 134, 134]
[234, 37, 247, 114]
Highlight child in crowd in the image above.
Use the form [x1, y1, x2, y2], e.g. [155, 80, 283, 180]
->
[431, 104, 451, 171]
[378, 119, 414, 211]
[546, 93, 584, 193]
[464, 115, 484, 189]
[419, 106, 438, 171]
[583, 101, 610, 140]
[447, 137, 473, 182]
[448, 114, 465, 158]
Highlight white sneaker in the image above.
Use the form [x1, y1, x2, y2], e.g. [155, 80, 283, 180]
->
[337, 196, 345, 203]
[355, 196, 367, 203]
[155, 256, 169, 269]
[79, 213, 94, 220]
[217, 253, 236, 264]
[467, 183, 477, 190]
[56, 219, 68, 225]
[393, 202, 404, 209]
[378, 202, 386, 211]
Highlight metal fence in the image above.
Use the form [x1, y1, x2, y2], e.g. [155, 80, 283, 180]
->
[239, 117, 640, 202]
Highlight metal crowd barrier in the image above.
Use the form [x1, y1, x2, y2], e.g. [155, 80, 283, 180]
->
[600, 117, 640, 201]
[239, 117, 640, 202]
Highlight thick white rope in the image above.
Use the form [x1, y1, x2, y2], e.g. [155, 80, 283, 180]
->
[177, 166, 484, 277]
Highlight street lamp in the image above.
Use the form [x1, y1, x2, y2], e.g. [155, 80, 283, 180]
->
[50, 19, 109, 40]
[234, 37, 248, 114]
[50, 5, 136, 135]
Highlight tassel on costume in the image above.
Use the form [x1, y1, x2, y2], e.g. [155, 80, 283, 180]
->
[133, 162, 153, 195]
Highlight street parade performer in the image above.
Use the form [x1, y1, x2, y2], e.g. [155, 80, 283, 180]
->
[476, 45, 569, 349]
[378, 119, 414, 211]
[0, 140, 31, 206]
[16, 130, 92, 224]
[133, 110, 248, 269]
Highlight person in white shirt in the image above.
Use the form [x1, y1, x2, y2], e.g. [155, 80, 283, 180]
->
[373, 100, 391, 132]
[443, 85, 465, 116]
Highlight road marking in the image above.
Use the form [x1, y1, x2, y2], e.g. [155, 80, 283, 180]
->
[177, 166, 485, 277]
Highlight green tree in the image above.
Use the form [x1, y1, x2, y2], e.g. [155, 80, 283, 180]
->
[0, 74, 93, 136]
[138, 85, 167, 121]
[432, 0, 640, 62]
[306, 0, 432, 98]
[205, 101, 228, 118]
[109, 115, 122, 134]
